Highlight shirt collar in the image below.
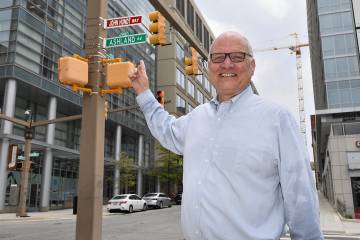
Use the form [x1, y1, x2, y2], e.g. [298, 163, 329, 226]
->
[210, 84, 253, 108]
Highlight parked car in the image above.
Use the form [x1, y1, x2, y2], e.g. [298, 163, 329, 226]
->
[142, 193, 172, 208]
[107, 194, 147, 213]
[173, 193, 182, 205]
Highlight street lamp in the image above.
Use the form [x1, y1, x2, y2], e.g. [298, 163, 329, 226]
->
[16, 109, 33, 217]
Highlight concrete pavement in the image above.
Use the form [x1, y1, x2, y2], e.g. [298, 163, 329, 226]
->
[318, 191, 360, 236]
[0, 192, 359, 237]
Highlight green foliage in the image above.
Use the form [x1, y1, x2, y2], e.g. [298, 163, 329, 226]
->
[147, 142, 183, 184]
[112, 152, 137, 188]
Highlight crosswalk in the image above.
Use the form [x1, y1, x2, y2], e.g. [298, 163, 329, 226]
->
[280, 231, 360, 240]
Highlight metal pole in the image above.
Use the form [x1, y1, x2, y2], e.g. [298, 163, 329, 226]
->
[16, 126, 32, 217]
[75, 0, 107, 239]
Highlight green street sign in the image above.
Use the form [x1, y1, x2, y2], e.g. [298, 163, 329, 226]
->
[104, 33, 147, 48]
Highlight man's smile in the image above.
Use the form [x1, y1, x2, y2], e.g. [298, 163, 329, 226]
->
[219, 73, 237, 77]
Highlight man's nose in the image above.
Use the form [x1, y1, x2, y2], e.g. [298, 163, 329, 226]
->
[221, 55, 234, 66]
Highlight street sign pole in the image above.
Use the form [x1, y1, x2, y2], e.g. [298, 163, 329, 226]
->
[16, 125, 32, 217]
[75, 0, 107, 239]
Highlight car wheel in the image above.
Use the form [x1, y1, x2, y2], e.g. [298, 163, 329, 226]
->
[168, 203, 172, 208]
[159, 201, 163, 209]
[143, 203, 147, 211]
[109, 209, 114, 213]
[128, 205, 133, 213]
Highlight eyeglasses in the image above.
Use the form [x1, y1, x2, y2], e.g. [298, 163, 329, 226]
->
[210, 52, 252, 63]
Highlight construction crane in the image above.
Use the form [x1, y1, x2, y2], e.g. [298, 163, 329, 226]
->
[254, 33, 309, 145]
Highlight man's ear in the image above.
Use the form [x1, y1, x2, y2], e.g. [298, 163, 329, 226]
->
[250, 59, 256, 76]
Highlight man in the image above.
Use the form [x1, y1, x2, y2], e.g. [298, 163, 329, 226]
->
[129, 31, 323, 240]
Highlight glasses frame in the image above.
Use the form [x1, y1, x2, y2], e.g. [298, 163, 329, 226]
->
[210, 52, 253, 63]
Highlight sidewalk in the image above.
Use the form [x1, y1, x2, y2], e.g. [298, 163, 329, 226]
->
[318, 191, 360, 236]
[0, 206, 110, 222]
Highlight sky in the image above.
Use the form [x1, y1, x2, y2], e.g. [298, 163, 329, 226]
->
[194, 0, 315, 159]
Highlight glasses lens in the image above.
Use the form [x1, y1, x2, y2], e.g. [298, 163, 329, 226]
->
[229, 52, 246, 62]
[211, 53, 226, 63]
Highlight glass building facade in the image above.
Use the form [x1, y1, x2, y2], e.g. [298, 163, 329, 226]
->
[307, 0, 360, 219]
[317, 0, 360, 108]
[0, 0, 156, 211]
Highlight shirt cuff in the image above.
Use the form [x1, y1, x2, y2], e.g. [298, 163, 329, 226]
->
[136, 89, 155, 107]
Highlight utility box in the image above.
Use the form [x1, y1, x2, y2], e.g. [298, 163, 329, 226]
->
[106, 62, 134, 89]
[58, 57, 88, 86]
[9, 184, 19, 206]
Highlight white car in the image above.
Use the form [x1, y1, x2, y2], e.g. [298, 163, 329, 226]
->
[107, 194, 147, 213]
[142, 192, 172, 208]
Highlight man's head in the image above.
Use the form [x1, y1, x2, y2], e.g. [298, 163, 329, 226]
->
[208, 31, 255, 102]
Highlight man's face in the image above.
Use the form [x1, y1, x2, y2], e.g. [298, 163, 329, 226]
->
[208, 35, 255, 101]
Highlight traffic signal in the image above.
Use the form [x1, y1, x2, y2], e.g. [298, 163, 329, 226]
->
[156, 90, 165, 106]
[15, 161, 23, 171]
[184, 47, 198, 75]
[106, 61, 135, 90]
[148, 11, 166, 46]
[58, 56, 88, 86]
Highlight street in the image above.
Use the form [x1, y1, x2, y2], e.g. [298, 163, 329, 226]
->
[1, 199, 360, 239]
[0, 206, 183, 240]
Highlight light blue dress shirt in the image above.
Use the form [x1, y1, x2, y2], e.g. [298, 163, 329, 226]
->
[136, 85, 323, 240]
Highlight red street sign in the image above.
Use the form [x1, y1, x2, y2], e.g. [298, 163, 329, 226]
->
[104, 16, 142, 29]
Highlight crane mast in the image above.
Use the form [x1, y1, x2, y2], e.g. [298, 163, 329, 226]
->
[254, 33, 308, 145]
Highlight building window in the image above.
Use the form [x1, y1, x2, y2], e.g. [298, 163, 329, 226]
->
[321, 33, 357, 57]
[176, 68, 185, 89]
[187, 80, 195, 97]
[204, 27, 210, 52]
[204, 76, 210, 92]
[317, 0, 351, 13]
[324, 56, 360, 80]
[176, 94, 186, 114]
[187, 103, 194, 113]
[186, 0, 194, 31]
[197, 89, 204, 104]
[176, 0, 185, 17]
[196, 13, 202, 42]
[176, 43, 184, 62]
[196, 74, 202, 84]
[319, 11, 353, 35]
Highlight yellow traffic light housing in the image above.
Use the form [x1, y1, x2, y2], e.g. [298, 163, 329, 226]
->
[148, 11, 166, 46]
[58, 56, 88, 87]
[106, 62, 135, 93]
[184, 47, 198, 75]
[156, 90, 165, 106]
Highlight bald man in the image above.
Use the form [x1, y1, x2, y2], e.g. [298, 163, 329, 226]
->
[130, 31, 323, 240]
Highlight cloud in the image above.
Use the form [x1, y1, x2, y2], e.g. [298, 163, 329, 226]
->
[255, 0, 291, 19]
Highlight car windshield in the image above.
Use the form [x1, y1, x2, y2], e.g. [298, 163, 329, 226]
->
[143, 193, 157, 197]
[112, 195, 127, 200]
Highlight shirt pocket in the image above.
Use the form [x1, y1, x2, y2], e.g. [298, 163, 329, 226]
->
[235, 146, 278, 179]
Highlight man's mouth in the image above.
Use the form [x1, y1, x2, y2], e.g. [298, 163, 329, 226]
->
[219, 73, 237, 77]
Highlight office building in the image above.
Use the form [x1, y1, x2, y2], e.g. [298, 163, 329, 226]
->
[0, 0, 218, 212]
[307, 0, 360, 218]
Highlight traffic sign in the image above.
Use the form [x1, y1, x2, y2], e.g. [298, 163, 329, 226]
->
[104, 16, 142, 29]
[104, 33, 147, 48]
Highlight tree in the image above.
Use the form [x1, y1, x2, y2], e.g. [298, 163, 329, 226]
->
[147, 142, 183, 194]
[112, 152, 137, 193]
